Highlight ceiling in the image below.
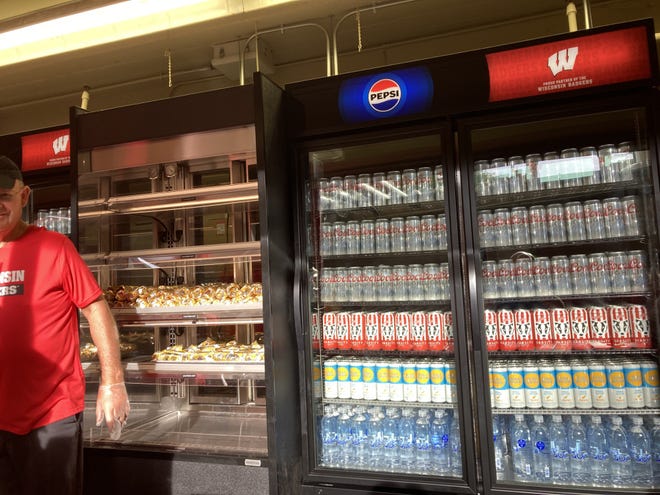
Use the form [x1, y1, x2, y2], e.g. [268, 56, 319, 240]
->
[0, 0, 659, 134]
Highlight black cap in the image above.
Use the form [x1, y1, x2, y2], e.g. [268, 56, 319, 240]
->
[0, 156, 23, 189]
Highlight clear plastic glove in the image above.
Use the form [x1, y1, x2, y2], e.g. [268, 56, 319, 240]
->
[96, 382, 130, 440]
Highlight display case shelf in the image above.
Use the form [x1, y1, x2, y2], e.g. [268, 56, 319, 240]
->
[315, 301, 451, 311]
[322, 398, 456, 409]
[320, 200, 445, 223]
[480, 235, 648, 258]
[320, 250, 448, 267]
[319, 349, 455, 359]
[493, 407, 660, 415]
[483, 291, 652, 305]
[110, 303, 263, 325]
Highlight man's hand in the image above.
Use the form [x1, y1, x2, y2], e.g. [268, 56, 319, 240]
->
[96, 382, 130, 440]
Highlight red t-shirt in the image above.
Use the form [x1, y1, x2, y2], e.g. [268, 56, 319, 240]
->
[0, 225, 102, 434]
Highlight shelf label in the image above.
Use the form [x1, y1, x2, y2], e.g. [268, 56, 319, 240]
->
[244, 459, 262, 467]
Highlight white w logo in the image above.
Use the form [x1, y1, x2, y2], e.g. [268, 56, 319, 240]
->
[52, 134, 69, 154]
[547, 46, 579, 76]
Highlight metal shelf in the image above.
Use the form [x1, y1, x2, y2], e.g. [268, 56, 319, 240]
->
[110, 302, 263, 325]
[319, 200, 445, 223]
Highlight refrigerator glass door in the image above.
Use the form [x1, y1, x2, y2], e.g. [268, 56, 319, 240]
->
[468, 107, 660, 489]
[304, 132, 465, 478]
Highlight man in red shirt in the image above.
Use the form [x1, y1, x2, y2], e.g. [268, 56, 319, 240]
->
[0, 156, 129, 495]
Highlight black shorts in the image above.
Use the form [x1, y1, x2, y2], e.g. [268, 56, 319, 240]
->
[0, 413, 83, 495]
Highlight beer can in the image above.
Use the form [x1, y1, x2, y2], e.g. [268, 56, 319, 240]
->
[628, 304, 651, 349]
[311, 311, 320, 350]
[417, 167, 434, 202]
[349, 311, 366, 350]
[372, 172, 388, 206]
[434, 165, 445, 201]
[404, 216, 422, 252]
[509, 155, 527, 193]
[423, 263, 442, 300]
[478, 210, 495, 247]
[416, 359, 432, 403]
[640, 359, 660, 408]
[482, 261, 498, 299]
[551, 307, 571, 350]
[335, 311, 351, 350]
[392, 265, 408, 301]
[508, 361, 526, 408]
[439, 262, 451, 301]
[514, 308, 534, 351]
[528, 205, 548, 244]
[622, 195, 642, 236]
[539, 360, 559, 409]
[493, 208, 512, 247]
[560, 148, 581, 187]
[541, 151, 561, 189]
[523, 360, 542, 409]
[551, 255, 572, 296]
[583, 199, 606, 240]
[386, 170, 404, 205]
[388, 359, 404, 402]
[491, 360, 510, 409]
[329, 176, 345, 209]
[587, 306, 611, 349]
[602, 197, 626, 237]
[525, 153, 542, 191]
[608, 305, 632, 348]
[446, 360, 457, 403]
[357, 173, 372, 208]
[588, 360, 609, 409]
[532, 308, 554, 350]
[380, 311, 397, 351]
[362, 359, 378, 400]
[390, 217, 406, 253]
[497, 259, 516, 298]
[364, 311, 382, 350]
[427, 311, 446, 351]
[361, 266, 377, 302]
[322, 311, 338, 350]
[569, 306, 590, 350]
[402, 168, 418, 204]
[564, 201, 586, 241]
[443, 312, 455, 352]
[532, 257, 552, 297]
[318, 178, 331, 211]
[395, 311, 412, 351]
[345, 221, 361, 255]
[616, 141, 635, 181]
[333, 266, 347, 301]
[436, 214, 448, 250]
[546, 204, 567, 242]
[570, 359, 592, 409]
[375, 218, 390, 253]
[510, 206, 530, 245]
[607, 251, 630, 293]
[588, 253, 610, 294]
[627, 250, 648, 292]
[336, 358, 351, 399]
[431, 360, 448, 403]
[376, 360, 391, 401]
[514, 258, 534, 298]
[320, 267, 335, 302]
[474, 160, 491, 196]
[377, 265, 394, 302]
[410, 311, 429, 351]
[491, 158, 510, 195]
[598, 144, 619, 183]
[320, 222, 334, 256]
[580, 146, 601, 184]
[333, 221, 347, 255]
[346, 267, 362, 301]
[497, 309, 517, 351]
[623, 360, 645, 408]
[421, 214, 438, 251]
[407, 264, 424, 301]
[555, 359, 576, 409]
[484, 309, 500, 351]
[569, 254, 591, 294]
[606, 360, 627, 409]
[343, 175, 358, 209]
[323, 357, 338, 399]
[360, 219, 376, 254]
[349, 357, 364, 400]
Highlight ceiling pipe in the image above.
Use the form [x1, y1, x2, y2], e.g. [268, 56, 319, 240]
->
[80, 86, 90, 110]
[583, 0, 593, 29]
[566, 2, 578, 32]
[239, 22, 331, 85]
[332, 0, 418, 75]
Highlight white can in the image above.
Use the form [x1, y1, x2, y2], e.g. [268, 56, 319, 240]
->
[555, 359, 575, 409]
[336, 358, 351, 399]
[570, 359, 592, 409]
[431, 359, 447, 403]
[539, 360, 559, 409]
[606, 360, 628, 409]
[623, 359, 645, 408]
[416, 359, 432, 403]
[403, 359, 418, 402]
[508, 361, 526, 408]
[376, 360, 390, 401]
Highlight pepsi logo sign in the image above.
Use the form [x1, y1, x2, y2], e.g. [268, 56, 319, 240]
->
[368, 78, 401, 112]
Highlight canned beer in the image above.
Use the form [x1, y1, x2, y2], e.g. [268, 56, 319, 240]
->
[478, 210, 495, 247]
[532, 257, 552, 297]
[443, 312, 455, 352]
[336, 358, 351, 399]
[386, 170, 404, 205]
[515, 308, 534, 351]
[497, 259, 516, 298]
[510, 206, 530, 245]
[551, 256, 572, 296]
[349, 357, 364, 400]
[364, 311, 382, 350]
[551, 307, 571, 350]
[616, 141, 635, 181]
[561, 148, 581, 187]
[395, 311, 412, 351]
[343, 175, 358, 208]
[335, 311, 351, 350]
[318, 178, 331, 211]
[588, 360, 610, 409]
[427, 311, 446, 351]
[423, 263, 442, 300]
[431, 360, 448, 403]
[640, 359, 660, 408]
[360, 219, 375, 254]
[362, 359, 378, 400]
[436, 215, 448, 250]
[402, 169, 418, 204]
[361, 266, 377, 302]
[570, 359, 592, 409]
[482, 261, 498, 299]
[388, 359, 404, 402]
[323, 357, 338, 399]
[608, 305, 632, 348]
[390, 217, 406, 253]
[602, 198, 626, 237]
[491, 158, 510, 195]
[402, 359, 418, 402]
[434, 165, 445, 201]
[583, 199, 605, 240]
[598, 144, 619, 183]
[623, 360, 645, 408]
[528, 205, 548, 244]
[357, 173, 372, 208]
[484, 309, 500, 351]
[380, 311, 397, 351]
[580, 146, 601, 185]
[498, 309, 517, 351]
[539, 360, 559, 409]
[569, 254, 590, 294]
[607, 251, 630, 293]
[508, 361, 526, 408]
[329, 176, 345, 209]
[622, 195, 642, 236]
[569, 307, 590, 350]
[377, 265, 394, 302]
[421, 214, 438, 251]
[346, 267, 362, 301]
[418, 167, 434, 202]
[588, 253, 610, 294]
[564, 201, 586, 241]
[320, 222, 334, 256]
[532, 308, 554, 350]
[606, 360, 627, 409]
[322, 311, 338, 350]
[587, 306, 611, 349]
[523, 360, 542, 409]
[407, 265, 424, 301]
[311, 311, 320, 350]
[416, 359, 432, 403]
[375, 218, 390, 253]
[514, 258, 534, 298]
[404, 216, 422, 252]
[376, 360, 391, 401]
[491, 360, 510, 409]
[410, 311, 429, 351]
[541, 151, 561, 189]
[474, 160, 491, 197]
[372, 172, 388, 206]
[493, 208, 512, 247]
[392, 265, 408, 301]
[525, 153, 542, 191]
[627, 250, 648, 291]
[349, 311, 366, 350]
[555, 359, 576, 409]
[546, 204, 567, 242]
[628, 304, 651, 349]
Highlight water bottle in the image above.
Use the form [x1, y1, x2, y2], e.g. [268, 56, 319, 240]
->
[449, 410, 463, 477]
[335, 406, 354, 467]
[382, 407, 400, 472]
[430, 409, 451, 475]
[587, 415, 610, 486]
[651, 417, 660, 488]
[567, 415, 589, 485]
[414, 409, 432, 474]
[510, 414, 533, 482]
[531, 415, 552, 483]
[548, 415, 570, 484]
[629, 416, 652, 487]
[492, 414, 510, 480]
[609, 415, 632, 487]
[367, 407, 384, 470]
[398, 408, 416, 472]
[351, 406, 370, 468]
[320, 404, 338, 467]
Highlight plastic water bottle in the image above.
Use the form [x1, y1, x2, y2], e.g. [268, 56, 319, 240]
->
[398, 408, 416, 472]
[414, 409, 432, 474]
[651, 417, 660, 488]
[430, 409, 451, 475]
[449, 410, 463, 477]
[382, 408, 400, 472]
[492, 414, 510, 480]
[367, 407, 384, 470]
[335, 406, 354, 468]
[587, 415, 610, 486]
[567, 415, 589, 485]
[511, 414, 533, 482]
[320, 404, 338, 467]
[531, 415, 552, 483]
[609, 415, 632, 487]
[549, 415, 570, 484]
[351, 406, 370, 468]
[629, 416, 652, 487]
